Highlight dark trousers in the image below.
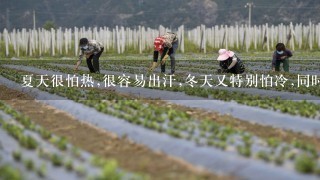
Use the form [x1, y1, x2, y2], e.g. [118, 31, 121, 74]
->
[86, 48, 104, 73]
[229, 61, 245, 74]
[275, 58, 289, 72]
[161, 40, 178, 74]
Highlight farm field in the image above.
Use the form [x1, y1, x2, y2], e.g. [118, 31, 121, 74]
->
[0, 52, 320, 180]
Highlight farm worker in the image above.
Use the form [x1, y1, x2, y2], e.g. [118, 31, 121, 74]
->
[217, 49, 245, 74]
[272, 43, 293, 72]
[74, 38, 104, 73]
[149, 32, 179, 75]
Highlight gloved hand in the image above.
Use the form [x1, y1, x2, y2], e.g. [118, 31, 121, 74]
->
[74, 61, 80, 72]
[161, 54, 169, 65]
[148, 62, 159, 72]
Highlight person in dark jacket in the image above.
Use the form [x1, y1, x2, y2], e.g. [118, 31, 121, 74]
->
[74, 38, 104, 73]
[272, 43, 292, 72]
[150, 32, 179, 75]
[217, 49, 245, 74]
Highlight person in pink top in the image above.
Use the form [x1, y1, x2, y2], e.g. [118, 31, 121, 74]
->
[217, 49, 245, 74]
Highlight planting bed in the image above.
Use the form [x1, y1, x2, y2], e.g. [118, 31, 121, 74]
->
[0, 53, 319, 179]
[0, 89, 218, 179]
[0, 102, 133, 180]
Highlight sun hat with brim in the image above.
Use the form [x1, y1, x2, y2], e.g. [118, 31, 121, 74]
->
[217, 49, 235, 61]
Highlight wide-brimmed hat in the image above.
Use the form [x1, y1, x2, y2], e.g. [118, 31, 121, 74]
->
[217, 49, 235, 61]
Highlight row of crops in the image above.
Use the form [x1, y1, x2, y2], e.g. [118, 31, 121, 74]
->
[4, 60, 319, 119]
[0, 101, 136, 180]
[0, 55, 319, 179]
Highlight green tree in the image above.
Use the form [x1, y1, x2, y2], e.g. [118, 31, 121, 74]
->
[43, 21, 56, 30]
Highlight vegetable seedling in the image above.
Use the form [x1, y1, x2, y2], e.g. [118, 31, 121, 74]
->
[295, 153, 316, 174]
[12, 150, 22, 161]
[51, 154, 63, 166]
[65, 159, 74, 171]
[36, 164, 47, 178]
[24, 159, 34, 171]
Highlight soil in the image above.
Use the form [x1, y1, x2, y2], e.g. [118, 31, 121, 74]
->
[0, 85, 227, 180]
